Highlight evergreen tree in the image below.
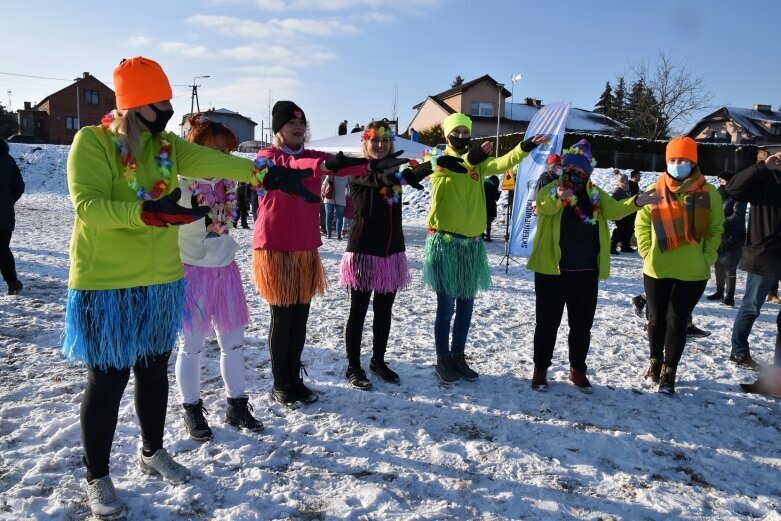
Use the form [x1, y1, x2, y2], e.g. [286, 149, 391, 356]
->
[594, 81, 614, 118]
[613, 77, 627, 126]
[418, 124, 445, 147]
[451, 75, 465, 88]
[0, 103, 18, 138]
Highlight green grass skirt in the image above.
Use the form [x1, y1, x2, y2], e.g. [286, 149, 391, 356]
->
[423, 231, 491, 300]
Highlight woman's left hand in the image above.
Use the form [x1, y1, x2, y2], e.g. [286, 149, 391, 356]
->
[531, 135, 550, 145]
[635, 190, 663, 206]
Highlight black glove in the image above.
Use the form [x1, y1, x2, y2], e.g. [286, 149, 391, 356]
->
[263, 166, 320, 203]
[141, 188, 210, 227]
[368, 150, 408, 173]
[520, 138, 539, 152]
[467, 143, 490, 165]
[401, 168, 425, 190]
[436, 155, 468, 174]
[323, 152, 368, 172]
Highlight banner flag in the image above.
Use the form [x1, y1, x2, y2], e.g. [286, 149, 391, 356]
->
[508, 102, 571, 256]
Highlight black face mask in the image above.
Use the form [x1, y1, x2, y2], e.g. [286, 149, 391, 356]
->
[448, 135, 471, 150]
[136, 104, 174, 133]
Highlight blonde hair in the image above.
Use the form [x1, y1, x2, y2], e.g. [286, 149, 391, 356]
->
[274, 126, 311, 149]
[360, 120, 396, 159]
[108, 109, 144, 164]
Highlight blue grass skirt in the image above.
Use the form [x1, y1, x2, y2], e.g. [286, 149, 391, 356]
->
[423, 231, 491, 300]
[62, 280, 185, 370]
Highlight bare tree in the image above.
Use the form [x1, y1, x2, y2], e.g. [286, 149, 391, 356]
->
[630, 51, 712, 139]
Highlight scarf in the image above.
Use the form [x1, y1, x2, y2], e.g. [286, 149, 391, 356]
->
[650, 171, 710, 252]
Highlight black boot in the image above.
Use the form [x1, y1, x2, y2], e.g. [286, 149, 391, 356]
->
[370, 357, 400, 384]
[706, 292, 724, 301]
[435, 354, 460, 384]
[225, 396, 264, 431]
[658, 364, 676, 395]
[7, 280, 22, 296]
[346, 365, 372, 390]
[644, 358, 662, 384]
[452, 353, 479, 381]
[182, 399, 213, 441]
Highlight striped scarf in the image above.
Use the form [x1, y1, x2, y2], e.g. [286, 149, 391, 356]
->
[650, 171, 711, 252]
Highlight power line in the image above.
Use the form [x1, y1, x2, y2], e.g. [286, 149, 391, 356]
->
[0, 71, 74, 81]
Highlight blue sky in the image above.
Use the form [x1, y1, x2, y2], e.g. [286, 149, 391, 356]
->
[2, 0, 778, 140]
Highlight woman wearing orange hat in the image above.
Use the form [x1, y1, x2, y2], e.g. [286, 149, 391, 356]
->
[62, 56, 313, 520]
[635, 136, 724, 395]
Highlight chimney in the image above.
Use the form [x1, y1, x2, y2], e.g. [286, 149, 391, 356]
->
[83, 72, 89, 79]
[523, 97, 534, 106]
[24, 101, 31, 110]
[533, 99, 542, 107]
[753, 104, 772, 112]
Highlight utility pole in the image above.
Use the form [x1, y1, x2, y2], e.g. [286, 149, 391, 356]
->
[190, 75, 210, 116]
[6, 90, 11, 110]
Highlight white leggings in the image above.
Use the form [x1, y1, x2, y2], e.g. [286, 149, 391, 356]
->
[175, 326, 246, 404]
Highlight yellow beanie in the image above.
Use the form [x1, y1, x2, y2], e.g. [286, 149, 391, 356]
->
[443, 113, 472, 136]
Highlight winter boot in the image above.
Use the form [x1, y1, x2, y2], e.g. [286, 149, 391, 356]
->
[729, 353, 761, 370]
[292, 363, 318, 404]
[531, 367, 548, 391]
[767, 289, 780, 304]
[644, 358, 662, 384]
[7, 280, 22, 296]
[86, 475, 127, 520]
[686, 323, 711, 338]
[630, 294, 646, 319]
[452, 353, 479, 381]
[370, 357, 400, 384]
[138, 449, 191, 484]
[706, 292, 724, 301]
[225, 396, 264, 431]
[271, 385, 299, 408]
[568, 367, 593, 393]
[658, 365, 677, 395]
[346, 366, 372, 390]
[182, 399, 213, 441]
[435, 354, 460, 384]
[722, 295, 735, 306]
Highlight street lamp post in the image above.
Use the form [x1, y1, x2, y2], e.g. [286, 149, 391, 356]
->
[495, 83, 504, 157]
[190, 75, 210, 115]
[510, 73, 522, 133]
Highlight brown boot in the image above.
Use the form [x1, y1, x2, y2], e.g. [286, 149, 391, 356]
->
[568, 367, 592, 393]
[658, 364, 677, 395]
[531, 367, 548, 391]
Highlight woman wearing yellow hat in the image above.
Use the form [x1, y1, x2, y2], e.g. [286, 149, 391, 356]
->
[424, 112, 548, 383]
[62, 56, 313, 520]
[635, 136, 724, 394]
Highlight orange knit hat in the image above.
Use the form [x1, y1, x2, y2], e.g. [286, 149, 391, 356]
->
[113, 56, 173, 110]
[666, 136, 698, 164]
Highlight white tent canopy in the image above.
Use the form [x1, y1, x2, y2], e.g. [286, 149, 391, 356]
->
[307, 133, 430, 159]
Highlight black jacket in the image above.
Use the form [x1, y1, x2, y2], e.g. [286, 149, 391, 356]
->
[345, 171, 405, 257]
[0, 139, 25, 231]
[725, 162, 781, 277]
[534, 170, 559, 197]
[717, 185, 747, 243]
[484, 181, 501, 222]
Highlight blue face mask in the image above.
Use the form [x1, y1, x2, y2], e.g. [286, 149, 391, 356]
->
[667, 162, 693, 180]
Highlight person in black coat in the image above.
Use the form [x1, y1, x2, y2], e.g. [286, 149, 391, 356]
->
[706, 171, 747, 306]
[0, 138, 25, 295]
[726, 151, 781, 374]
[482, 175, 501, 242]
[234, 182, 251, 228]
[610, 174, 635, 254]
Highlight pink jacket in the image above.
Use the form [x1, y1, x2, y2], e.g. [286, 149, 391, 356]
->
[252, 146, 367, 251]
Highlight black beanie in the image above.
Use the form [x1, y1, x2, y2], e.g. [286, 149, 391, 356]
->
[272, 101, 306, 134]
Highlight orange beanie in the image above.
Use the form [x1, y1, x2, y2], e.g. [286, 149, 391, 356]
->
[113, 56, 173, 110]
[666, 136, 698, 164]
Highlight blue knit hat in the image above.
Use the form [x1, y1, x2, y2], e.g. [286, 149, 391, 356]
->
[562, 139, 595, 175]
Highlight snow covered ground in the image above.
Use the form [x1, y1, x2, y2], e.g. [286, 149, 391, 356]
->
[1, 143, 779, 520]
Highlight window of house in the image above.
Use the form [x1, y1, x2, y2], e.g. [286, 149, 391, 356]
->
[21, 116, 30, 129]
[771, 124, 781, 136]
[66, 117, 79, 130]
[470, 101, 494, 117]
[84, 90, 99, 105]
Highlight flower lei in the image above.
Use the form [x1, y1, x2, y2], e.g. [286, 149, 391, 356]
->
[422, 146, 442, 169]
[251, 157, 275, 196]
[362, 126, 395, 142]
[101, 110, 172, 201]
[186, 179, 238, 236]
[551, 181, 601, 225]
[379, 184, 403, 205]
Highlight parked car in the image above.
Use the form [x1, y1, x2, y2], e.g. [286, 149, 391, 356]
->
[7, 134, 45, 144]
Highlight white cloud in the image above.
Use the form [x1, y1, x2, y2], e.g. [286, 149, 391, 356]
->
[186, 14, 358, 39]
[251, 0, 435, 11]
[215, 43, 336, 65]
[128, 35, 152, 46]
[360, 12, 396, 24]
[228, 64, 298, 76]
[158, 41, 213, 58]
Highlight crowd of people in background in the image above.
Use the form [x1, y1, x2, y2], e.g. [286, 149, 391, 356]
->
[2, 53, 780, 520]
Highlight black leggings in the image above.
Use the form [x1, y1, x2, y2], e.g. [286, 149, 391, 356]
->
[268, 303, 310, 390]
[0, 229, 18, 285]
[81, 352, 171, 481]
[344, 288, 396, 367]
[533, 271, 599, 372]
[644, 275, 707, 368]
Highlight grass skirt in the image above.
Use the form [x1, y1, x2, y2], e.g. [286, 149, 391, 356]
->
[62, 280, 184, 370]
[251, 249, 327, 306]
[423, 231, 491, 300]
[339, 251, 410, 294]
[183, 261, 249, 334]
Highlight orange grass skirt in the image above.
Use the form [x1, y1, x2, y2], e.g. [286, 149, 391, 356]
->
[251, 249, 327, 306]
